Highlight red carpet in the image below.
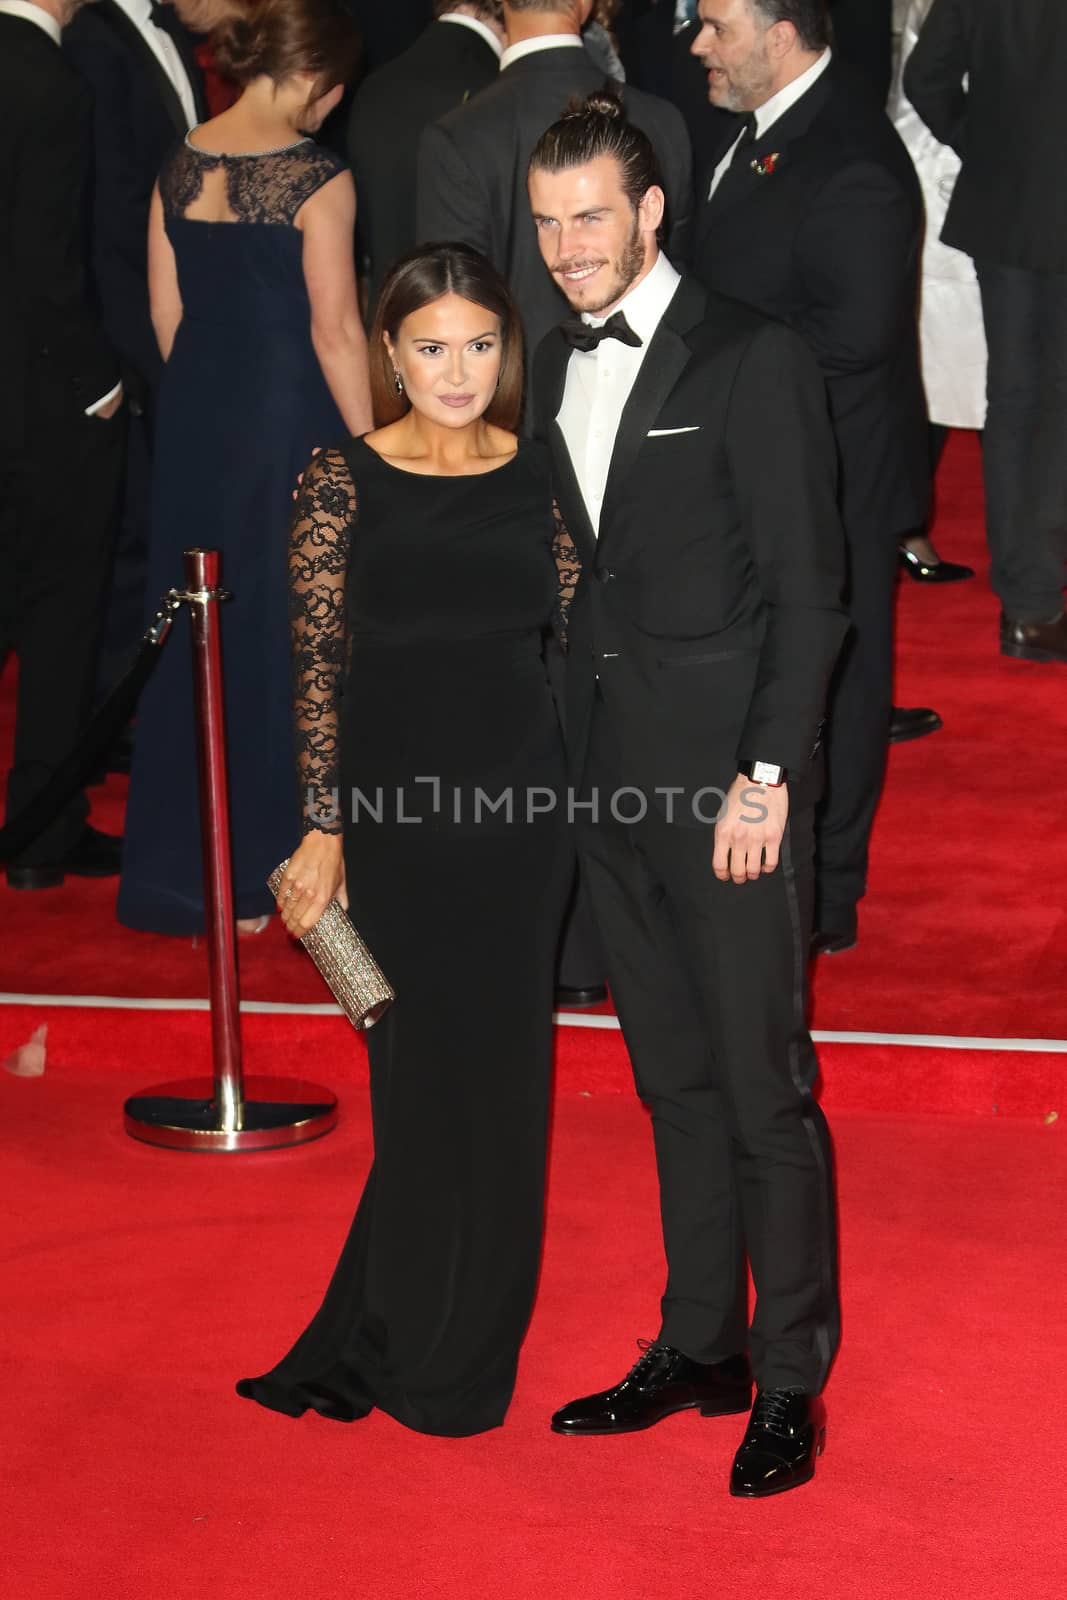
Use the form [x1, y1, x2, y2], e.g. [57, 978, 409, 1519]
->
[2, 1063, 1064, 1600]
[3, 431, 1066, 1596]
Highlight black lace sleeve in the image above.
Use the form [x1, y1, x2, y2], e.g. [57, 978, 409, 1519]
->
[551, 499, 582, 649]
[288, 448, 355, 834]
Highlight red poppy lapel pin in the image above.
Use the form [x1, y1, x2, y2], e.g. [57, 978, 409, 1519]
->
[751, 152, 782, 177]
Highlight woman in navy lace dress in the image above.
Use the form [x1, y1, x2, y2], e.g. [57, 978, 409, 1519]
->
[118, 0, 371, 935]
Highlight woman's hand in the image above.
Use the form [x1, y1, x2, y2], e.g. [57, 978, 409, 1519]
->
[277, 830, 347, 936]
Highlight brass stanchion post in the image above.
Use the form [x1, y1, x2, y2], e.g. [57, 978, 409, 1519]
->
[124, 549, 338, 1152]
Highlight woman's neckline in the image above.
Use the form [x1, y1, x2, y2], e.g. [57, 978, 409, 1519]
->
[184, 131, 313, 160]
[357, 436, 523, 480]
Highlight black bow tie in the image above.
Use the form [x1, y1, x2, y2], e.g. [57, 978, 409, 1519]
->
[560, 310, 643, 354]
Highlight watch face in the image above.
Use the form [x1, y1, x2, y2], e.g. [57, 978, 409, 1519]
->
[751, 762, 784, 786]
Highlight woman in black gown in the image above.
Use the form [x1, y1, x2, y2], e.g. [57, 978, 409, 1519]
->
[236, 247, 578, 1436]
[119, 0, 371, 936]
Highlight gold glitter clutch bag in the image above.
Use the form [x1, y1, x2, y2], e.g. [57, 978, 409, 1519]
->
[268, 860, 395, 1030]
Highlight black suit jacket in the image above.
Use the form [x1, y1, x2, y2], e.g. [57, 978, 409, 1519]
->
[348, 19, 500, 323]
[903, 0, 1067, 272]
[417, 45, 694, 390]
[533, 275, 848, 812]
[0, 16, 119, 447]
[64, 1, 207, 400]
[828, 0, 894, 104]
[694, 61, 928, 543]
[347, 0, 432, 71]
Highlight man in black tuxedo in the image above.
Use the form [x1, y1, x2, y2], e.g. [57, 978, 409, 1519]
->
[0, 0, 124, 886]
[64, 0, 208, 701]
[417, 0, 694, 386]
[348, 2, 504, 324]
[905, 0, 1067, 665]
[690, 0, 931, 954]
[529, 95, 847, 1497]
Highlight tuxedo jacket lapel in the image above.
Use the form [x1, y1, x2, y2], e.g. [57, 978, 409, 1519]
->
[597, 277, 705, 552]
[537, 329, 598, 567]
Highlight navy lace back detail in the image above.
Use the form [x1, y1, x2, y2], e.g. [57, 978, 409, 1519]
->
[160, 137, 346, 227]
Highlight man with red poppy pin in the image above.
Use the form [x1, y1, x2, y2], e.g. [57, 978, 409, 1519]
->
[692, 0, 934, 959]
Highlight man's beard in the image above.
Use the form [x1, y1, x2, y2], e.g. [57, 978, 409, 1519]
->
[706, 41, 774, 112]
[558, 213, 646, 315]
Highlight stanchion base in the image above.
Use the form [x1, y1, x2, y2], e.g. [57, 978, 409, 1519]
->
[124, 1076, 338, 1152]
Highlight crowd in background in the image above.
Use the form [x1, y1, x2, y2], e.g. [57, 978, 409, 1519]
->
[1, 0, 1064, 955]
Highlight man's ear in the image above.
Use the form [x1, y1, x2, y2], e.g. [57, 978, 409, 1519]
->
[638, 185, 667, 237]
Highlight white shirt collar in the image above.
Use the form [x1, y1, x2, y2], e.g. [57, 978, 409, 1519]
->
[0, 0, 61, 44]
[499, 33, 583, 73]
[584, 250, 681, 344]
[439, 12, 502, 59]
[110, 0, 154, 28]
[755, 48, 832, 137]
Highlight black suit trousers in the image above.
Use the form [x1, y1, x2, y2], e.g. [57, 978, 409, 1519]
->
[815, 521, 897, 925]
[577, 717, 840, 1393]
[1, 391, 124, 861]
[976, 262, 1067, 621]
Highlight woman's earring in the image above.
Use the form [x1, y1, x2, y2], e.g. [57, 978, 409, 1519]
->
[393, 369, 404, 397]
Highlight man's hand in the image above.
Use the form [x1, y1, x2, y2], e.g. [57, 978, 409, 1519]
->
[712, 773, 789, 884]
[276, 830, 347, 935]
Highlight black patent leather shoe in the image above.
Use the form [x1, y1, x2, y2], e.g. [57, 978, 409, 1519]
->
[889, 705, 943, 744]
[899, 546, 974, 583]
[551, 1341, 752, 1435]
[6, 824, 122, 890]
[1000, 610, 1067, 664]
[554, 984, 608, 1009]
[730, 1389, 826, 1498]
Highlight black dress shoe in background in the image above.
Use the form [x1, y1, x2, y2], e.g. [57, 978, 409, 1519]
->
[810, 904, 857, 956]
[1000, 609, 1067, 664]
[889, 705, 943, 744]
[554, 984, 608, 1009]
[551, 1341, 752, 1435]
[730, 1389, 826, 1498]
[899, 546, 974, 583]
[6, 825, 122, 890]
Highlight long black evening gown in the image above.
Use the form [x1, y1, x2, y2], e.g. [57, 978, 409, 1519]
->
[118, 135, 347, 934]
[236, 437, 574, 1436]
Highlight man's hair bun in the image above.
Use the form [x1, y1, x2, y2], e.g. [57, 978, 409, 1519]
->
[565, 90, 625, 123]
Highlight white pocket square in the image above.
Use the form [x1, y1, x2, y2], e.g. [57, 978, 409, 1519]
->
[646, 426, 701, 437]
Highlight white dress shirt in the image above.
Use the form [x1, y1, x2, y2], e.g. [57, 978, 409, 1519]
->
[0, 0, 121, 413]
[112, 0, 199, 132]
[439, 11, 502, 59]
[556, 250, 682, 537]
[708, 48, 833, 199]
[0, 0, 61, 44]
[499, 33, 583, 73]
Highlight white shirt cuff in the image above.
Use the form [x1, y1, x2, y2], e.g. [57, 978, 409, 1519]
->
[85, 380, 122, 417]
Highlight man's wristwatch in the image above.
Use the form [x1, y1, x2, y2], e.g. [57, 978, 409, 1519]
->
[738, 760, 787, 787]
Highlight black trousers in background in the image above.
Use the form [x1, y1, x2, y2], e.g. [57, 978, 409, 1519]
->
[578, 736, 840, 1393]
[814, 523, 897, 928]
[976, 261, 1067, 621]
[95, 399, 152, 701]
[0, 397, 124, 863]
